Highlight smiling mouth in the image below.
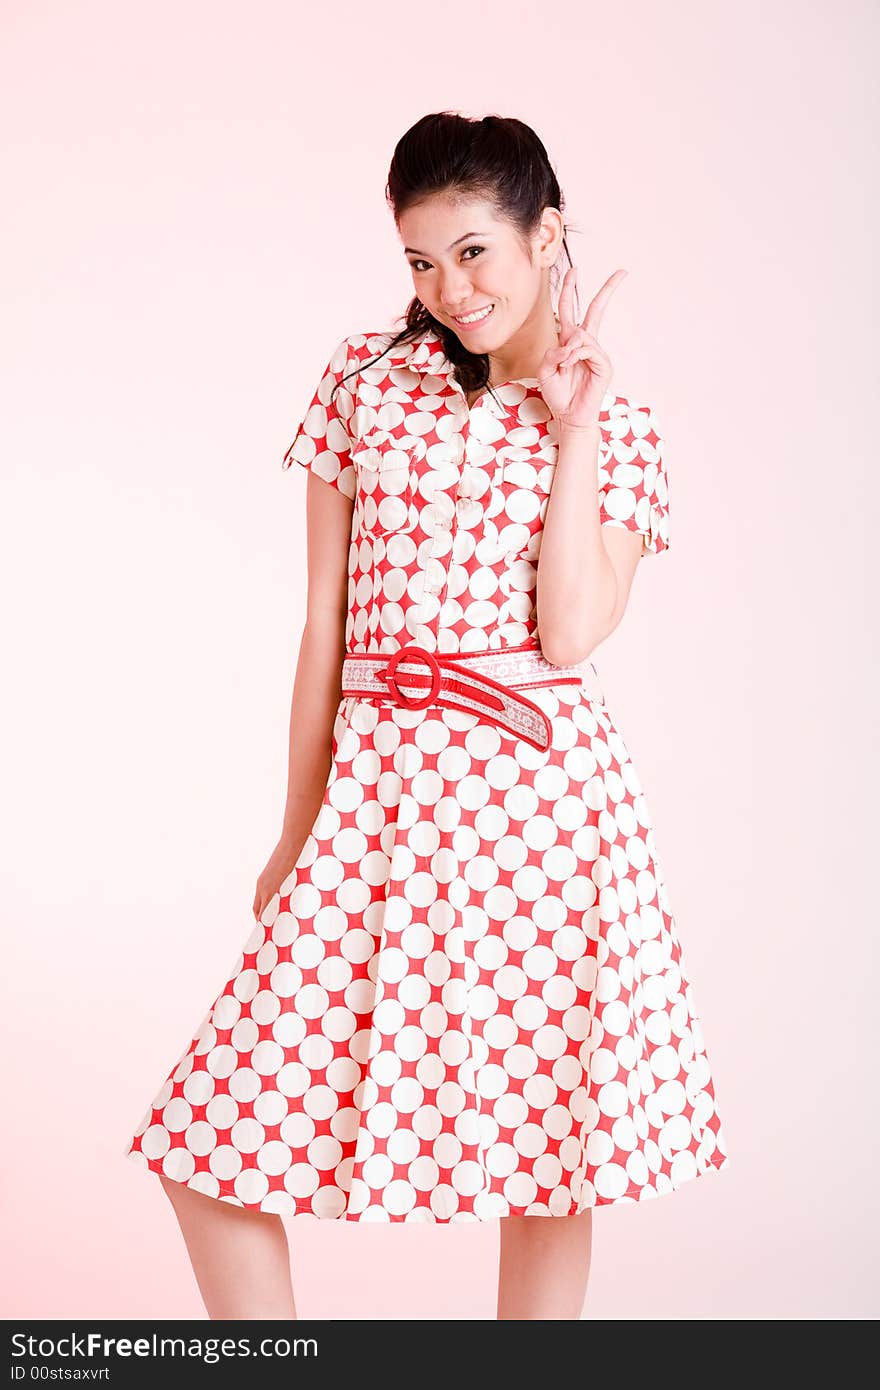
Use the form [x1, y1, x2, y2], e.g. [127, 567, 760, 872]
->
[451, 304, 495, 326]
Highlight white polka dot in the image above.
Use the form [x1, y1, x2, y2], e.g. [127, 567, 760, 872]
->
[272, 1012, 307, 1049]
[408, 1154, 440, 1190]
[493, 1089, 529, 1128]
[513, 1123, 548, 1158]
[230, 1118, 265, 1153]
[275, 1062, 309, 1098]
[207, 1144, 241, 1180]
[600, 1000, 632, 1037]
[659, 1114, 692, 1156]
[182, 1071, 214, 1106]
[211, 994, 242, 1029]
[657, 1079, 687, 1115]
[383, 1179, 417, 1215]
[230, 1018, 259, 1054]
[253, 1090, 288, 1126]
[504, 1171, 538, 1207]
[162, 1098, 193, 1133]
[141, 1125, 171, 1161]
[594, 1163, 629, 1200]
[203, 1044, 236, 1079]
[586, 1128, 615, 1166]
[598, 1080, 629, 1119]
[251, 1040, 285, 1076]
[226, 1067, 261, 1103]
[185, 1121, 217, 1157]
[533, 1024, 568, 1060]
[284, 1163, 321, 1198]
[280, 1111, 315, 1148]
[162, 1149, 196, 1183]
[205, 1094, 238, 1131]
[258, 1141, 293, 1176]
[534, 1152, 564, 1190]
[451, 1160, 485, 1196]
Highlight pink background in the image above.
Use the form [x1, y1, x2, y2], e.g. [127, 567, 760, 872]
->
[2, 1, 876, 1319]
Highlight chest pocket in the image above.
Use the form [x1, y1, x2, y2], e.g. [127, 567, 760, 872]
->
[492, 443, 558, 556]
[352, 428, 420, 538]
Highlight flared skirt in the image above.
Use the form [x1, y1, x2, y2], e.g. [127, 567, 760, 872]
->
[124, 684, 729, 1221]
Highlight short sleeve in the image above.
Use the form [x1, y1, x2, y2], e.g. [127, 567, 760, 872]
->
[281, 337, 357, 500]
[597, 397, 670, 556]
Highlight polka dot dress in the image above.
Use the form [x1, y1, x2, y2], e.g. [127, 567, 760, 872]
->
[123, 326, 729, 1221]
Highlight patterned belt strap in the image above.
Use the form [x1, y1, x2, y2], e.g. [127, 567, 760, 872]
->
[340, 644, 587, 753]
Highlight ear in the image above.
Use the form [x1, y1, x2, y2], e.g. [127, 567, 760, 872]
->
[538, 206, 566, 267]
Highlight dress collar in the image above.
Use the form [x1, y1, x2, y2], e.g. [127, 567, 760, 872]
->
[396, 326, 457, 376]
[381, 324, 544, 424]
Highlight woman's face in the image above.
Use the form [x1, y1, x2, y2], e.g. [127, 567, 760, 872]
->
[399, 193, 562, 352]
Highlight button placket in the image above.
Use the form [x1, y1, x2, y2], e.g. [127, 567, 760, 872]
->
[433, 420, 466, 562]
[409, 410, 464, 635]
[414, 393, 507, 639]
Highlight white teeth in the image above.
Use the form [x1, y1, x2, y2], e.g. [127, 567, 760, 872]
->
[454, 305, 494, 324]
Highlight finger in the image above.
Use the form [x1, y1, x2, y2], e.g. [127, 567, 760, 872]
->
[547, 327, 586, 357]
[553, 324, 588, 360]
[557, 265, 578, 338]
[546, 341, 581, 370]
[556, 328, 599, 362]
[558, 340, 611, 374]
[581, 268, 628, 336]
[581, 268, 627, 336]
[562, 339, 609, 367]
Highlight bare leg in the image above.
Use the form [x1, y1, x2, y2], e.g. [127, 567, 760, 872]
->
[496, 1210, 593, 1320]
[159, 1175, 297, 1320]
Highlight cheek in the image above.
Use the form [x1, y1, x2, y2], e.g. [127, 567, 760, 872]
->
[500, 255, 540, 297]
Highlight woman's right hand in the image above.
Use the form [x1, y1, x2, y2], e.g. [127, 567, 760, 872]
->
[252, 834, 306, 922]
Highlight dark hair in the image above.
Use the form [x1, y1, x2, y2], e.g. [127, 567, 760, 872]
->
[334, 111, 576, 406]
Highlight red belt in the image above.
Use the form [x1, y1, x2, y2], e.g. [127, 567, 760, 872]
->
[340, 642, 592, 752]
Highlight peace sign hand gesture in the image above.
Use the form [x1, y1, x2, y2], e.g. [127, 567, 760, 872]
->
[537, 266, 628, 430]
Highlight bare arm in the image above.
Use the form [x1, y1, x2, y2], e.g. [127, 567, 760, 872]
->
[536, 422, 643, 667]
[253, 473, 352, 917]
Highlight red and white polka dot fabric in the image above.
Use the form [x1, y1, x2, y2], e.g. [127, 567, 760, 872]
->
[124, 326, 729, 1221]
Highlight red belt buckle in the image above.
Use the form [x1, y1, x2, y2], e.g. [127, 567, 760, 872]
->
[383, 644, 442, 709]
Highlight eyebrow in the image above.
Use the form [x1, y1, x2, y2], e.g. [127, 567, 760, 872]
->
[403, 232, 490, 256]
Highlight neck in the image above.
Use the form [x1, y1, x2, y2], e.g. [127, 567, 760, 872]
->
[487, 304, 561, 385]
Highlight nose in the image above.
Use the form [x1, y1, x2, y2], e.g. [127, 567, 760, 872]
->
[439, 271, 476, 312]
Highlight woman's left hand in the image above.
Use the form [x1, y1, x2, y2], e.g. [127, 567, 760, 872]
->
[537, 265, 628, 430]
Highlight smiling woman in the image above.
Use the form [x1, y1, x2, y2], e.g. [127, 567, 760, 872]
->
[123, 109, 727, 1323]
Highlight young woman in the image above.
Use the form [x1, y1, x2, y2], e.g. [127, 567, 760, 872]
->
[124, 112, 729, 1321]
